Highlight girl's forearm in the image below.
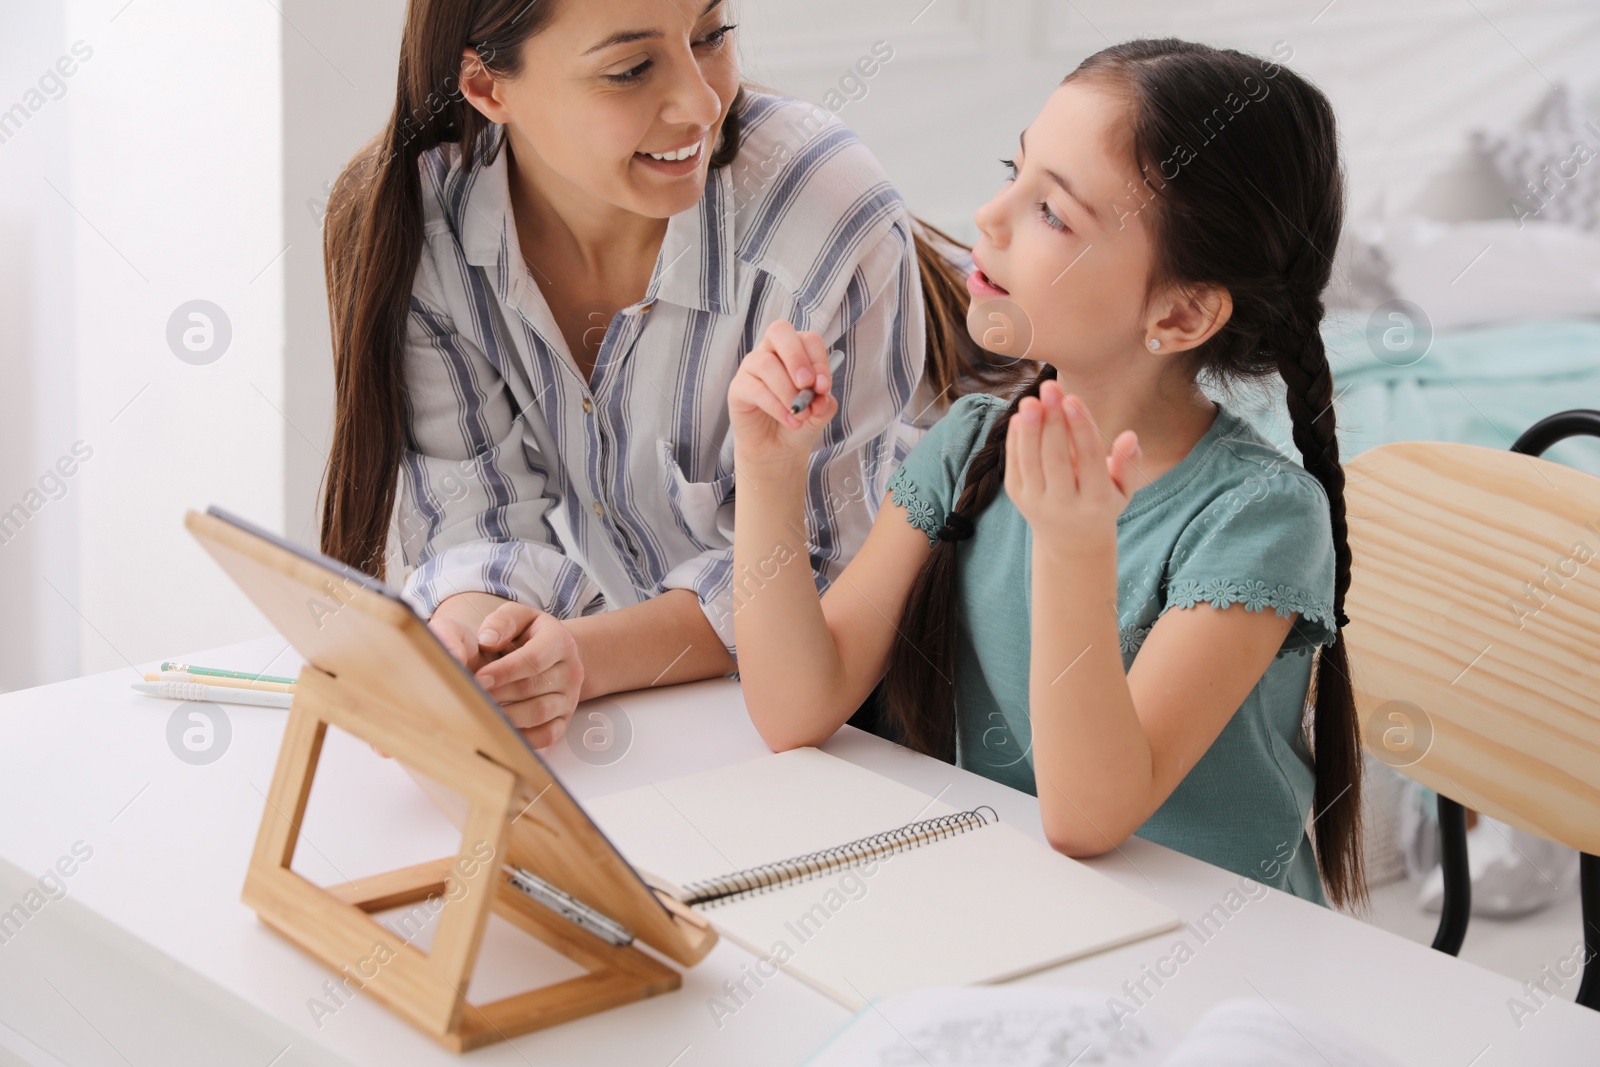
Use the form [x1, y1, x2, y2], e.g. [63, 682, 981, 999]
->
[1028, 542, 1156, 852]
[732, 462, 851, 748]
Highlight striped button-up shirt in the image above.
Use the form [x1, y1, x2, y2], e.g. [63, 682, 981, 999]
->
[394, 90, 925, 655]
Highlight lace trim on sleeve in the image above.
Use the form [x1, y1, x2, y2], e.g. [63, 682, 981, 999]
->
[887, 466, 943, 545]
[1157, 578, 1338, 659]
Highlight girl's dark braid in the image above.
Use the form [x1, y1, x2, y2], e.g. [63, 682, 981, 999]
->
[1275, 294, 1352, 628]
[1272, 286, 1367, 907]
[939, 363, 1061, 536]
[881, 363, 1057, 761]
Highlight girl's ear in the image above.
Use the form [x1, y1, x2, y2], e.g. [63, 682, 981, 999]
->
[459, 49, 511, 124]
[1145, 283, 1233, 354]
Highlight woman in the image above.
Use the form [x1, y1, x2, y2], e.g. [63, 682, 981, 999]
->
[320, 0, 1011, 747]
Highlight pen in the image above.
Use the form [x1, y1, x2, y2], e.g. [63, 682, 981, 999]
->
[145, 671, 295, 693]
[788, 348, 847, 416]
[131, 680, 295, 709]
[160, 662, 299, 686]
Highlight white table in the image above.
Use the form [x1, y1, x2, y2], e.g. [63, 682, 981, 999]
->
[1, 636, 1595, 1066]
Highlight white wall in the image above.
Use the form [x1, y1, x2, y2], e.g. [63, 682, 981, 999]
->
[0, 5, 81, 692]
[63, 0, 284, 678]
[736, 0, 1600, 240]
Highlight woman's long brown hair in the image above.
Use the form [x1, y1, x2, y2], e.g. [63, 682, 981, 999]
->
[319, 0, 1015, 581]
[883, 39, 1368, 910]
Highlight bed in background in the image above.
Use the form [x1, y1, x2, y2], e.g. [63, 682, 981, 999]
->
[1226, 311, 1600, 478]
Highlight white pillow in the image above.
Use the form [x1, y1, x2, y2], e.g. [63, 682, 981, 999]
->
[1474, 82, 1600, 231]
[1324, 222, 1397, 313]
[1342, 216, 1600, 330]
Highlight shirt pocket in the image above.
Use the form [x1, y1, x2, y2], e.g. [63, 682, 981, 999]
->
[657, 439, 736, 553]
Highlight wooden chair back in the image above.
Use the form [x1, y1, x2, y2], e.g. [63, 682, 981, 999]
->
[1341, 441, 1600, 855]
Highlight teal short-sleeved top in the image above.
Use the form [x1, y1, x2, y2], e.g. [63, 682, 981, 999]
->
[886, 392, 1340, 904]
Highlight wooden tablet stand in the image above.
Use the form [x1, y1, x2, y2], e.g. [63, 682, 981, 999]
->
[186, 509, 718, 1052]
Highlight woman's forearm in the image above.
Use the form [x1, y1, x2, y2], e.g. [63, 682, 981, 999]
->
[732, 461, 852, 749]
[435, 588, 734, 700]
[563, 589, 735, 700]
[1028, 542, 1155, 852]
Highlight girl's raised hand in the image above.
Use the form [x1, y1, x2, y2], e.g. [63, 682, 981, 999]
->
[727, 319, 840, 472]
[1005, 379, 1142, 553]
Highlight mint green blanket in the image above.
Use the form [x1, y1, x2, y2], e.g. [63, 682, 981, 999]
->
[1225, 315, 1600, 475]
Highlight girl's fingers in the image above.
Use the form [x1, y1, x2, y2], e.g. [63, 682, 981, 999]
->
[733, 370, 803, 428]
[1107, 429, 1142, 496]
[1010, 396, 1044, 496]
[745, 351, 806, 427]
[1004, 411, 1021, 500]
[803, 391, 839, 428]
[762, 320, 819, 392]
[1062, 393, 1108, 494]
[802, 334, 833, 396]
[1037, 384, 1075, 493]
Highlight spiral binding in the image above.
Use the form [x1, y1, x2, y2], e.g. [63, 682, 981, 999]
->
[679, 805, 999, 909]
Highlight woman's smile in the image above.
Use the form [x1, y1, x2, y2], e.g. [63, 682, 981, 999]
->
[634, 134, 706, 175]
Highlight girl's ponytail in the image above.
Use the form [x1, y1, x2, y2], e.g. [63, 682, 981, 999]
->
[882, 365, 1058, 758]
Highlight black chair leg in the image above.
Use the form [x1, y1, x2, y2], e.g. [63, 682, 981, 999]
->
[1578, 852, 1599, 1012]
[1431, 794, 1471, 956]
[1508, 412, 1600, 1011]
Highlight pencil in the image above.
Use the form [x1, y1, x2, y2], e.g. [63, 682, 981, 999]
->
[146, 671, 296, 694]
[160, 662, 299, 686]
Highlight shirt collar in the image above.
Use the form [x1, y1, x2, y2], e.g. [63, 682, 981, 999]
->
[458, 124, 736, 316]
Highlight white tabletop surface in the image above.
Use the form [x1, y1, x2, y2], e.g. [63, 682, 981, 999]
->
[1, 635, 1596, 1066]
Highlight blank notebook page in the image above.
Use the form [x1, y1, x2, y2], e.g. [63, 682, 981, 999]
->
[584, 748, 1180, 1009]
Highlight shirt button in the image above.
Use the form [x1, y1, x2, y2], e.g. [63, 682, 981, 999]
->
[592, 501, 606, 519]
[581, 396, 594, 414]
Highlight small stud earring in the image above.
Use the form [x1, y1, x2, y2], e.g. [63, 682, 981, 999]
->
[1147, 338, 1161, 351]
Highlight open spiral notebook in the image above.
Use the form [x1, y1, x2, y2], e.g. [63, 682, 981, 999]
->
[583, 748, 1181, 1010]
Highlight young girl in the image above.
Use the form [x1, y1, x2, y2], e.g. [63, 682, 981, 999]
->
[727, 39, 1366, 908]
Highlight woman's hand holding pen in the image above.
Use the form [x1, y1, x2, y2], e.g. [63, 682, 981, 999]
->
[1006, 380, 1142, 554]
[728, 319, 840, 474]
